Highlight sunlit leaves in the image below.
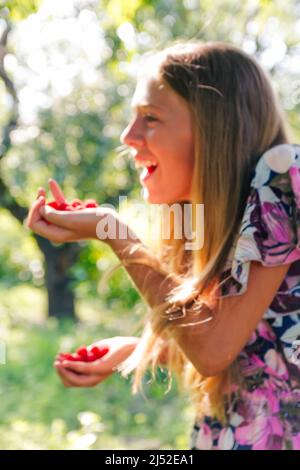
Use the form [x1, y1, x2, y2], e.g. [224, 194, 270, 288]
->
[1, 0, 41, 20]
[1, 0, 300, 313]
[103, 0, 145, 25]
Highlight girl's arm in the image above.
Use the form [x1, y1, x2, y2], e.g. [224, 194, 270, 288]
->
[107, 222, 291, 376]
[27, 192, 290, 377]
[171, 261, 290, 376]
[55, 336, 139, 387]
[55, 336, 169, 388]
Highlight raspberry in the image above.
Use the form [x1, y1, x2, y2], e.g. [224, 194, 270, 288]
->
[84, 199, 98, 208]
[76, 346, 89, 360]
[70, 199, 85, 210]
[59, 352, 81, 361]
[47, 201, 69, 211]
[90, 346, 109, 360]
[58, 345, 109, 363]
[46, 198, 98, 211]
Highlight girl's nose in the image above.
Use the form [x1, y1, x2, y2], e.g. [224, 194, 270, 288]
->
[120, 119, 144, 148]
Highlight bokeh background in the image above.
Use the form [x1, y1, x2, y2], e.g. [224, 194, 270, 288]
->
[0, 0, 299, 450]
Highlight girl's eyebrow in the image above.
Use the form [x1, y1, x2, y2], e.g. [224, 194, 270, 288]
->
[131, 103, 163, 112]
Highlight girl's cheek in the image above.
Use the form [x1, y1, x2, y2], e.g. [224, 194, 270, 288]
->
[147, 129, 157, 141]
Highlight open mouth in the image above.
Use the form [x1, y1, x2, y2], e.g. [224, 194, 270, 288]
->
[135, 160, 159, 181]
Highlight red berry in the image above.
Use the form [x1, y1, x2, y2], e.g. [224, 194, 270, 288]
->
[71, 198, 82, 206]
[57, 345, 109, 363]
[59, 352, 80, 361]
[47, 198, 94, 213]
[71, 353, 82, 361]
[47, 201, 69, 211]
[47, 201, 60, 210]
[70, 199, 84, 210]
[90, 346, 109, 360]
[84, 199, 98, 208]
[76, 346, 88, 360]
[86, 351, 97, 362]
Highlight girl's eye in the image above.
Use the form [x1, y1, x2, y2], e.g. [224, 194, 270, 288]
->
[144, 115, 158, 123]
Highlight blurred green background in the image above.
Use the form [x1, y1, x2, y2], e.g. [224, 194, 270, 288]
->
[0, 0, 299, 450]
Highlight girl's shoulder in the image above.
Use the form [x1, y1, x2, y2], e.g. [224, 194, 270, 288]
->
[219, 143, 300, 302]
[250, 143, 300, 190]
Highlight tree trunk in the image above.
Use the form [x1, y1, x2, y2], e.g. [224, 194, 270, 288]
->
[45, 249, 76, 319]
[35, 236, 81, 319]
[0, 20, 81, 320]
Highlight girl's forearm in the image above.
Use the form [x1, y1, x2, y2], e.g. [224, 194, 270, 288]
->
[106, 219, 181, 310]
[105, 219, 216, 374]
[130, 337, 169, 367]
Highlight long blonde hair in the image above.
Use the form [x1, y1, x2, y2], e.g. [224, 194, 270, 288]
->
[118, 41, 291, 423]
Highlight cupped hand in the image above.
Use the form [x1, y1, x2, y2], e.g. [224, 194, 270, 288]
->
[54, 336, 139, 388]
[27, 179, 116, 243]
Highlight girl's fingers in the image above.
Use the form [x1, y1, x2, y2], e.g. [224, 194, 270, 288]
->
[37, 187, 46, 199]
[40, 204, 98, 233]
[54, 363, 106, 387]
[55, 366, 74, 387]
[28, 203, 74, 242]
[59, 359, 111, 375]
[27, 196, 46, 227]
[39, 205, 77, 232]
[49, 178, 66, 204]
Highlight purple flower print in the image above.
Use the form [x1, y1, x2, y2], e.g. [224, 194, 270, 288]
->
[235, 415, 283, 450]
[292, 432, 300, 450]
[289, 165, 300, 209]
[257, 321, 276, 342]
[190, 146, 300, 451]
[261, 202, 292, 244]
[264, 349, 289, 380]
[195, 423, 213, 450]
[218, 427, 235, 450]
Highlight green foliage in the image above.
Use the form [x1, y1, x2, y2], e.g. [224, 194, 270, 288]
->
[2, 85, 138, 206]
[0, 289, 193, 449]
[1, 0, 40, 20]
[103, 0, 147, 25]
[72, 240, 141, 310]
[0, 209, 44, 288]
[0, 0, 300, 449]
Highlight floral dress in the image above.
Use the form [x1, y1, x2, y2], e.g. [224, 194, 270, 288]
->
[190, 143, 300, 450]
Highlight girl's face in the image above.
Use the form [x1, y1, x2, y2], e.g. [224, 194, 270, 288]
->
[121, 74, 194, 204]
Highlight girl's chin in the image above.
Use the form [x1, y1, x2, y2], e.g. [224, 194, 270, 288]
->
[142, 188, 164, 204]
[142, 188, 182, 204]
[142, 189, 160, 203]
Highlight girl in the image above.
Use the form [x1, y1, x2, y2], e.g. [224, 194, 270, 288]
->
[27, 41, 300, 450]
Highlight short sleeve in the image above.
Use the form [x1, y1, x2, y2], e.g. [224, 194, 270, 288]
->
[219, 143, 300, 297]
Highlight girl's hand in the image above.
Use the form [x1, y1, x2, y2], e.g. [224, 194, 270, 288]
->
[54, 336, 139, 388]
[26, 179, 117, 243]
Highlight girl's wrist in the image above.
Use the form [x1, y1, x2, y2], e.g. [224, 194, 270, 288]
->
[98, 212, 141, 251]
[93, 208, 119, 242]
[74, 209, 110, 241]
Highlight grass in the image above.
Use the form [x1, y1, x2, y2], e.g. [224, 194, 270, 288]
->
[0, 285, 194, 450]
